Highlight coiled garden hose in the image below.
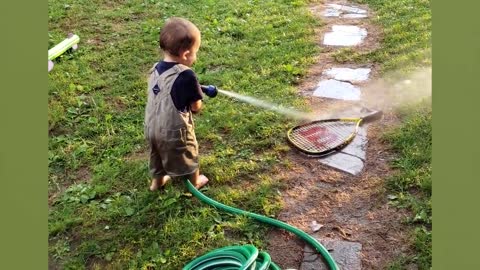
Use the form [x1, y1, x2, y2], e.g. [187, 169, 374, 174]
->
[183, 179, 339, 270]
[183, 244, 280, 270]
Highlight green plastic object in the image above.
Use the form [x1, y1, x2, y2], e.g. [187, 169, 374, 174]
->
[183, 245, 281, 270]
[48, 34, 80, 61]
[183, 179, 339, 270]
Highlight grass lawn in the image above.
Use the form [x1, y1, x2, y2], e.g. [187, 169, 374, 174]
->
[48, 0, 431, 269]
[384, 102, 432, 269]
[49, 0, 317, 268]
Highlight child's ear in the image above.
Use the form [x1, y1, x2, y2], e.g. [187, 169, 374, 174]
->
[181, 49, 190, 60]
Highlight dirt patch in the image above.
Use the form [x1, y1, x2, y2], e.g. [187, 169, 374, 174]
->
[86, 257, 110, 270]
[49, 255, 61, 270]
[85, 38, 104, 47]
[48, 166, 93, 207]
[49, 125, 69, 137]
[123, 149, 148, 163]
[267, 133, 410, 269]
[266, 1, 411, 269]
[76, 166, 92, 182]
[106, 96, 129, 112]
[267, 229, 305, 268]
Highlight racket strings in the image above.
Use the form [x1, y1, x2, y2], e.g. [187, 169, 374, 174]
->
[289, 121, 356, 153]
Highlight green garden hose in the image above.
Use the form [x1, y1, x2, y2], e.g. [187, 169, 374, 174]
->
[183, 244, 280, 270]
[183, 179, 339, 270]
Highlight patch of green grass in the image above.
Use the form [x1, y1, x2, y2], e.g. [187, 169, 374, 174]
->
[334, 0, 431, 73]
[48, 0, 316, 268]
[387, 256, 412, 270]
[384, 101, 432, 269]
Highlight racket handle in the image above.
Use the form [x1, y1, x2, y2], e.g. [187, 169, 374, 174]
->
[362, 110, 383, 123]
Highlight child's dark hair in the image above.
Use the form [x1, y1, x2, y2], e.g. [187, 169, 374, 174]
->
[159, 17, 199, 57]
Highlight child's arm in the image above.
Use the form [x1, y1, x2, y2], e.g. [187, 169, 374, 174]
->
[190, 85, 217, 113]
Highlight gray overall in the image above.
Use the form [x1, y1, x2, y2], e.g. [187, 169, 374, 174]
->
[144, 63, 199, 177]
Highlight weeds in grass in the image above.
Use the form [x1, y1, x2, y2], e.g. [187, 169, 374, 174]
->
[48, 0, 316, 268]
[347, 0, 431, 73]
[384, 101, 432, 269]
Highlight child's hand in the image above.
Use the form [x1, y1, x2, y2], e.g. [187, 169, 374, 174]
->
[200, 85, 218, 98]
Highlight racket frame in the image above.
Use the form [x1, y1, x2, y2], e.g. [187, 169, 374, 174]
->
[287, 110, 382, 156]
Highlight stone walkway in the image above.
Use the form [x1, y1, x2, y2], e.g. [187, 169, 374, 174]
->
[308, 1, 375, 176]
[299, 1, 378, 269]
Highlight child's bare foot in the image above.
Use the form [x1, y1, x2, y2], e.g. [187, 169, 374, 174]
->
[193, 174, 209, 189]
[149, 175, 171, 191]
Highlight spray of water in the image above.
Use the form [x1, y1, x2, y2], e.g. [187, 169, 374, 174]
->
[361, 67, 432, 111]
[307, 67, 432, 120]
[215, 66, 431, 122]
[217, 89, 315, 121]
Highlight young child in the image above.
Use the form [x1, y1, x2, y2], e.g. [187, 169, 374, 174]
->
[144, 17, 210, 191]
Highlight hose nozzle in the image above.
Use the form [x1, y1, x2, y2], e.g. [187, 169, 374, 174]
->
[200, 85, 218, 98]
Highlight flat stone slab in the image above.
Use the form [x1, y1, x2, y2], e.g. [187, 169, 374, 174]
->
[318, 126, 367, 175]
[339, 126, 367, 160]
[343, 13, 368, 19]
[320, 152, 364, 175]
[323, 4, 368, 19]
[323, 25, 367, 46]
[328, 4, 367, 14]
[301, 238, 362, 270]
[313, 79, 361, 101]
[323, 67, 371, 83]
[323, 8, 342, 17]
